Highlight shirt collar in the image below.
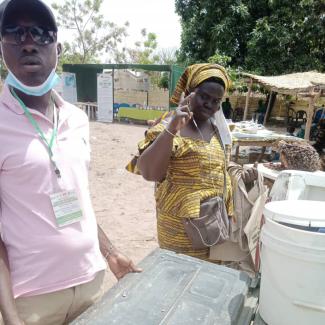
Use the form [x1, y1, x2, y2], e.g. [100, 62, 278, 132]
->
[0, 84, 65, 115]
[0, 84, 25, 115]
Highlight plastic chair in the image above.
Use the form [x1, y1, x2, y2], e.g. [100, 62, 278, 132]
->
[119, 103, 130, 108]
[295, 110, 307, 126]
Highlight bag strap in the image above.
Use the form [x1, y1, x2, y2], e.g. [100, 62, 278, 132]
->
[257, 169, 265, 192]
[188, 218, 223, 247]
[210, 119, 227, 199]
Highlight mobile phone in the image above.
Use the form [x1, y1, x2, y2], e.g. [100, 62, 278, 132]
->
[187, 92, 196, 113]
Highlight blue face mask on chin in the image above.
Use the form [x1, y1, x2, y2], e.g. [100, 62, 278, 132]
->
[5, 69, 60, 97]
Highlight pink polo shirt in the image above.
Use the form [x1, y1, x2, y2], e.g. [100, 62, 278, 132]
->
[0, 85, 106, 298]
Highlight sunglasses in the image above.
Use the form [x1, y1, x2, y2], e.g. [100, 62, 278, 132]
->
[1, 25, 57, 45]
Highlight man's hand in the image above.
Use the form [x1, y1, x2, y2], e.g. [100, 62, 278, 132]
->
[97, 225, 142, 280]
[106, 250, 142, 280]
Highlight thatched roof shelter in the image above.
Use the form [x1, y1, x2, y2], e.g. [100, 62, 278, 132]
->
[242, 71, 325, 140]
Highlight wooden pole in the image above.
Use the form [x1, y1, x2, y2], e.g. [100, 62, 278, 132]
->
[263, 91, 273, 125]
[278, 95, 284, 119]
[304, 95, 315, 140]
[243, 78, 253, 120]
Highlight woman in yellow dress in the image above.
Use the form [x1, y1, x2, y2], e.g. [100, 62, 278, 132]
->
[135, 64, 234, 261]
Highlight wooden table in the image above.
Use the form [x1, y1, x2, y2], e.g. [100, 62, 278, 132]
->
[232, 132, 305, 163]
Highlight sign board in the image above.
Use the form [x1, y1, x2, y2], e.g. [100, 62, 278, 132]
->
[62, 72, 77, 104]
[97, 71, 113, 123]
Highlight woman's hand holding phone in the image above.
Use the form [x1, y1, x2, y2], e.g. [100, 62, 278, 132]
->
[167, 92, 195, 134]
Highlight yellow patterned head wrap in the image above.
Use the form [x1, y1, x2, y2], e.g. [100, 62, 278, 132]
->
[171, 63, 231, 105]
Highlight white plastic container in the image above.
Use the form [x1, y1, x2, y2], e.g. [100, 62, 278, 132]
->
[269, 170, 325, 202]
[259, 200, 325, 325]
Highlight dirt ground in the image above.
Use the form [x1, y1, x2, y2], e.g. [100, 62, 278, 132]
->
[88, 121, 158, 291]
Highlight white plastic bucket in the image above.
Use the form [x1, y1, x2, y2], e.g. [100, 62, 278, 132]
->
[259, 201, 325, 325]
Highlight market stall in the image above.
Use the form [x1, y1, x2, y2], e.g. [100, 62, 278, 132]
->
[242, 71, 325, 140]
[231, 121, 305, 162]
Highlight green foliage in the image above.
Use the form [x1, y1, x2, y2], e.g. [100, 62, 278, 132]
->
[156, 48, 178, 65]
[208, 52, 232, 66]
[114, 29, 159, 65]
[52, 0, 128, 66]
[158, 72, 169, 89]
[133, 30, 159, 64]
[52, 0, 178, 88]
[114, 31, 178, 89]
[207, 50, 245, 93]
[246, 0, 325, 74]
[175, 0, 325, 75]
[156, 48, 178, 89]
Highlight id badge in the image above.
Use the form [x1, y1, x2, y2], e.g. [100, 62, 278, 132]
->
[50, 190, 83, 227]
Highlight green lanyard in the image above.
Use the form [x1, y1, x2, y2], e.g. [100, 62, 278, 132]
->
[11, 88, 61, 178]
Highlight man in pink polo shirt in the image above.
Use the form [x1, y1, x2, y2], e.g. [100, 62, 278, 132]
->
[0, 0, 141, 324]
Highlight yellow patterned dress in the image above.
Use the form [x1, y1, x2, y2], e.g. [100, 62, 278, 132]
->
[131, 122, 233, 261]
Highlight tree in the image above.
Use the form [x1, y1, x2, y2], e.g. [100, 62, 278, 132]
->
[52, 0, 128, 66]
[157, 73, 167, 89]
[175, 0, 253, 66]
[113, 29, 159, 65]
[156, 47, 178, 65]
[246, 0, 325, 74]
[156, 48, 178, 89]
[113, 29, 165, 88]
[175, 0, 325, 74]
[112, 31, 179, 89]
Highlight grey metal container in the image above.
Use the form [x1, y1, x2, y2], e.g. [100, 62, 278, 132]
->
[72, 249, 259, 325]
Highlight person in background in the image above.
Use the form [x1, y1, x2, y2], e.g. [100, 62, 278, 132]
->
[0, 1, 140, 324]
[286, 125, 296, 136]
[313, 118, 325, 154]
[255, 99, 266, 124]
[222, 97, 232, 119]
[313, 104, 325, 124]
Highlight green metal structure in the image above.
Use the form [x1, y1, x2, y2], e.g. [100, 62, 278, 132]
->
[62, 64, 184, 106]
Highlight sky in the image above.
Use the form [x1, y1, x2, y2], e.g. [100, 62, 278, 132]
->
[43, 0, 182, 56]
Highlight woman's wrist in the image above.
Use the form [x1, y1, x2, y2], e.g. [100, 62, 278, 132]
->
[164, 127, 177, 137]
[166, 123, 178, 135]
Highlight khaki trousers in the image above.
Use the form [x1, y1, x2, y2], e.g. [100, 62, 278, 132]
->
[1, 271, 105, 325]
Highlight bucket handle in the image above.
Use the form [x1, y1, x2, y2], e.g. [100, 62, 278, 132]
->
[293, 300, 325, 312]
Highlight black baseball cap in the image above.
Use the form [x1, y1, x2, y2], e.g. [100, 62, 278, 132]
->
[0, 0, 58, 34]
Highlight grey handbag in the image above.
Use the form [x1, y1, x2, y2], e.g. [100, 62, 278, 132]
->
[182, 127, 230, 249]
